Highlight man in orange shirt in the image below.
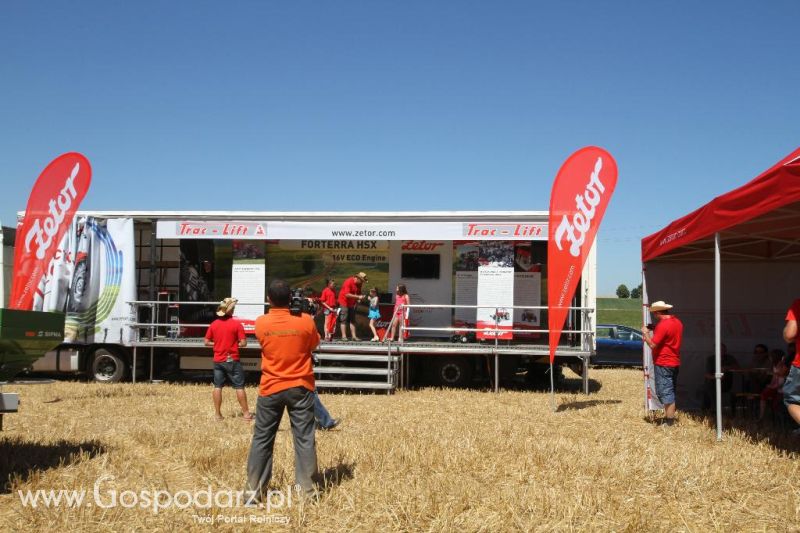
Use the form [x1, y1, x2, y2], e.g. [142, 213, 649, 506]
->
[247, 279, 320, 501]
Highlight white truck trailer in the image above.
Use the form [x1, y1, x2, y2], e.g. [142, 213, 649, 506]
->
[22, 211, 597, 391]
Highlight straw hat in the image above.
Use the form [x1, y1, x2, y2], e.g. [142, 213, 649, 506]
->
[356, 272, 368, 282]
[215, 297, 238, 317]
[649, 301, 673, 313]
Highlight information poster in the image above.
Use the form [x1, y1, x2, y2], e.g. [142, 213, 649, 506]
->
[476, 242, 514, 340]
[513, 242, 542, 337]
[513, 272, 542, 337]
[231, 241, 266, 330]
[454, 271, 478, 324]
[453, 242, 479, 332]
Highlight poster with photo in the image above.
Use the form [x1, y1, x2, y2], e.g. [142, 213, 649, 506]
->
[231, 241, 266, 329]
[513, 242, 542, 337]
[476, 242, 514, 340]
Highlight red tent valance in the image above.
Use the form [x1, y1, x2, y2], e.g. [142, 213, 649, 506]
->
[642, 147, 800, 262]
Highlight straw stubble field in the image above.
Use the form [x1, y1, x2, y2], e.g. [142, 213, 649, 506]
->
[1, 369, 799, 532]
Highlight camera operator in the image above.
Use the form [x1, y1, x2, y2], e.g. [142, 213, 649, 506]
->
[247, 279, 320, 500]
[338, 272, 367, 341]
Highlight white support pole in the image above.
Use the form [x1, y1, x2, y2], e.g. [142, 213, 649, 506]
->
[494, 308, 499, 393]
[715, 232, 723, 441]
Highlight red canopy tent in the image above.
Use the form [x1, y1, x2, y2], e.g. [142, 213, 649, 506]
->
[641, 147, 800, 439]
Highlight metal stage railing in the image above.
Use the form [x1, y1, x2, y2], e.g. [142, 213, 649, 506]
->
[126, 300, 594, 392]
[387, 303, 594, 393]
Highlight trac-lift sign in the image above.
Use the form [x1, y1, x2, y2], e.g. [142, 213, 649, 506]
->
[157, 220, 548, 241]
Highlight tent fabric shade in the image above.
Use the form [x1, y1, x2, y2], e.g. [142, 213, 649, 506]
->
[642, 147, 800, 263]
[641, 146, 800, 439]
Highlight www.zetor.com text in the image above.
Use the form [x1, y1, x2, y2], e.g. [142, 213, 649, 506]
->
[553, 157, 606, 258]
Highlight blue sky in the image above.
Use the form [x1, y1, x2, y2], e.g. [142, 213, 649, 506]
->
[1, 1, 798, 295]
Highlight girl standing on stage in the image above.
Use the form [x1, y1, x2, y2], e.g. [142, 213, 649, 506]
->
[386, 284, 409, 342]
[367, 288, 381, 341]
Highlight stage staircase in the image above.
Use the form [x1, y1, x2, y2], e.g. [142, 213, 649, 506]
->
[314, 342, 400, 392]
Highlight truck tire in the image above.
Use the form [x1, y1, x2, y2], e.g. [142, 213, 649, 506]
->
[90, 347, 128, 383]
[525, 362, 563, 390]
[432, 356, 473, 388]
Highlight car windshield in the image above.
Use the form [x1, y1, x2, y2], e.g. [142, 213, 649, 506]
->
[597, 327, 613, 339]
[617, 328, 642, 341]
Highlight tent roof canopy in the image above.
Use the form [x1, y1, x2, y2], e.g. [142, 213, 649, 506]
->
[642, 147, 800, 263]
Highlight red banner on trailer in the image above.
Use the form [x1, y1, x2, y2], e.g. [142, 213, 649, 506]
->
[548, 147, 617, 363]
[9, 153, 92, 310]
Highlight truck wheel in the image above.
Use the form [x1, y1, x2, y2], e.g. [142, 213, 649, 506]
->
[566, 360, 586, 377]
[525, 363, 563, 390]
[90, 348, 127, 383]
[433, 357, 473, 387]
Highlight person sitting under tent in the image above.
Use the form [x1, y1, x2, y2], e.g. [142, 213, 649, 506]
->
[781, 300, 800, 435]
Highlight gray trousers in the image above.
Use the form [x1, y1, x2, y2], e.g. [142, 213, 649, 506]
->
[246, 386, 318, 498]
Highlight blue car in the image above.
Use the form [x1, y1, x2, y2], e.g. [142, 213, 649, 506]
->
[593, 324, 643, 367]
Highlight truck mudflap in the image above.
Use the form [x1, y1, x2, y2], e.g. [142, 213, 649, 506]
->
[31, 347, 82, 372]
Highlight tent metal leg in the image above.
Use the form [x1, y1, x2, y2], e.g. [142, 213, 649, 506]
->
[715, 232, 723, 441]
[132, 346, 137, 384]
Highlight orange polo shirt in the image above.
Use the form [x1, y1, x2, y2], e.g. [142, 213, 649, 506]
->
[254, 308, 319, 397]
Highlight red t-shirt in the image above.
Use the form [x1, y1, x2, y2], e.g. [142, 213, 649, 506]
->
[338, 277, 361, 307]
[651, 315, 683, 367]
[320, 287, 336, 309]
[785, 299, 800, 368]
[205, 316, 246, 363]
[254, 308, 319, 396]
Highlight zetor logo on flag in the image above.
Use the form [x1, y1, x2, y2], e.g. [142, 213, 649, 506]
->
[547, 146, 617, 363]
[9, 153, 92, 310]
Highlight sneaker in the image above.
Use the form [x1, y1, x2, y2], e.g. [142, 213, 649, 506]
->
[319, 419, 340, 431]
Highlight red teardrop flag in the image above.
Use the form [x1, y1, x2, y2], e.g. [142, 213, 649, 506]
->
[548, 147, 617, 363]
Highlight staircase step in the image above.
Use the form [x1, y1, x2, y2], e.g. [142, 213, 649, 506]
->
[315, 354, 400, 362]
[315, 380, 394, 389]
[314, 367, 395, 375]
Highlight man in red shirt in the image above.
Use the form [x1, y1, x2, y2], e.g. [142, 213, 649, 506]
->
[641, 300, 683, 426]
[319, 278, 338, 341]
[782, 299, 800, 432]
[338, 272, 367, 340]
[247, 279, 320, 501]
[204, 297, 252, 421]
